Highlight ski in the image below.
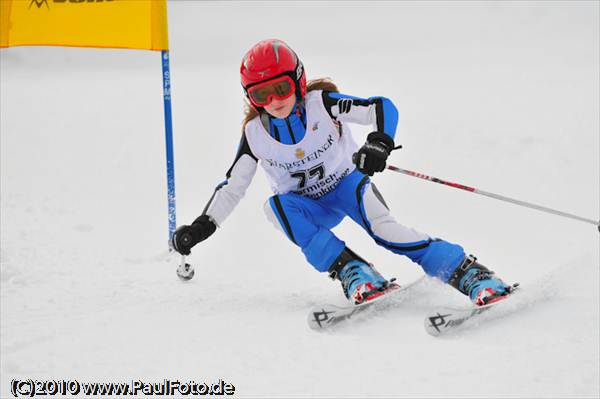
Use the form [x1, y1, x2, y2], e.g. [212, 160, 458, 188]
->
[424, 285, 520, 337]
[308, 277, 423, 331]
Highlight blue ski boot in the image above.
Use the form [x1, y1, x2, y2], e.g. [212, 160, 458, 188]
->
[448, 255, 514, 306]
[328, 248, 389, 305]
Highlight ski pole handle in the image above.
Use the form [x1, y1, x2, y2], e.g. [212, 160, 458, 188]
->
[386, 164, 600, 231]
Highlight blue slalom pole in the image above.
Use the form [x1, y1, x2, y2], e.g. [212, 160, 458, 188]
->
[161, 50, 176, 243]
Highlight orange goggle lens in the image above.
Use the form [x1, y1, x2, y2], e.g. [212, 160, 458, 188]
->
[248, 77, 295, 106]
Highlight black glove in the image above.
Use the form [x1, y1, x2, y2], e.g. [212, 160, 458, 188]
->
[171, 214, 217, 255]
[353, 132, 395, 176]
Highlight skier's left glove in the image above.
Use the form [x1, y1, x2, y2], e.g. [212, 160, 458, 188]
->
[171, 215, 217, 255]
[353, 132, 395, 176]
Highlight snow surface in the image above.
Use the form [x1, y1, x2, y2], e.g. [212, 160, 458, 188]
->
[1, 1, 599, 398]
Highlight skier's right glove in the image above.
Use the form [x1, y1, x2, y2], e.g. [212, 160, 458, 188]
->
[353, 132, 396, 176]
[171, 214, 217, 255]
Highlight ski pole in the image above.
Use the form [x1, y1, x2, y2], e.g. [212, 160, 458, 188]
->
[386, 164, 600, 231]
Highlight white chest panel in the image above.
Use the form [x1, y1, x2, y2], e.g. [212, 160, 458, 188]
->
[245, 91, 358, 199]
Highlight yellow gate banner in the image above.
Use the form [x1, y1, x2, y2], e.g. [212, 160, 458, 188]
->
[0, 0, 168, 50]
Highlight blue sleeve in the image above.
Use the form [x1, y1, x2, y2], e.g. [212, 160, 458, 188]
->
[321, 91, 399, 141]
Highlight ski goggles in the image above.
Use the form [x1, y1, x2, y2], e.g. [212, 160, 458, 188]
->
[246, 75, 296, 107]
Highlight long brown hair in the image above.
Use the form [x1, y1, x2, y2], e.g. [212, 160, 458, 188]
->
[241, 78, 340, 131]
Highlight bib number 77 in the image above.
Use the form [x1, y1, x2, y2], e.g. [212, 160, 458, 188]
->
[291, 163, 325, 189]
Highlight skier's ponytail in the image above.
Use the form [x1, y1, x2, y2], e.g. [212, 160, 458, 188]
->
[306, 77, 339, 93]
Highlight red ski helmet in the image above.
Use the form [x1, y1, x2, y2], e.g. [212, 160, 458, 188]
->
[240, 39, 306, 108]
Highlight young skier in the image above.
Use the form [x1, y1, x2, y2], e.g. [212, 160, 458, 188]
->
[171, 39, 514, 306]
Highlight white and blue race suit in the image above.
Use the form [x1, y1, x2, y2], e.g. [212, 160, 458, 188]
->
[203, 90, 465, 281]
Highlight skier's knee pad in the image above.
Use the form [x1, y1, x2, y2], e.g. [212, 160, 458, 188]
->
[369, 215, 431, 246]
[360, 184, 429, 245]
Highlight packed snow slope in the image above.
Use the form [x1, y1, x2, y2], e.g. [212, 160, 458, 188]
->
[1, 2, 599, 398]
